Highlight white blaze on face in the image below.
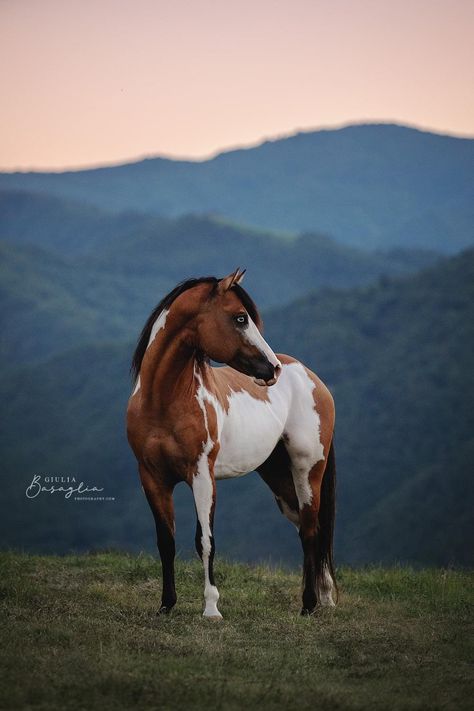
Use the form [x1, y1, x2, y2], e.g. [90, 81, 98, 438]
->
[131, 308, 170, 396]
[243, 316, 281, 369]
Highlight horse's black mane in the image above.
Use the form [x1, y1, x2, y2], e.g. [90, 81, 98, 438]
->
[131, 276, 262, 380]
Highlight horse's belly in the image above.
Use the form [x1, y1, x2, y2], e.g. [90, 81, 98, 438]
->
[214, 390, 288, 479]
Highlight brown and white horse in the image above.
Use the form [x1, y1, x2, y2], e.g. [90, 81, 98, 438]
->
[127, 269, 337, 618]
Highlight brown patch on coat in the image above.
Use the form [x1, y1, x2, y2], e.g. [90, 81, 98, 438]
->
[211, 365, 271, 412]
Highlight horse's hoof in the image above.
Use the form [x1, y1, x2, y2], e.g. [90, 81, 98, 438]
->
[157, 605, 173, 615]
[300, 607, 316, 617]
[203, 614, 223, 622]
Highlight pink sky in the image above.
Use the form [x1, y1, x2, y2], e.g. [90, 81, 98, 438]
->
[1, 0, 473, 170]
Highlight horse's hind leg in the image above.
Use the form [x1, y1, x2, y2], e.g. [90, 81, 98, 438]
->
[257, 440, 300, 528]
[139, 465, 177, 613]
[287, 442, 336, 614]
[257, 439, 335, 612]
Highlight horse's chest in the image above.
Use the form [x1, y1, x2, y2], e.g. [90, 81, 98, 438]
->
[214, 391, 288, 479]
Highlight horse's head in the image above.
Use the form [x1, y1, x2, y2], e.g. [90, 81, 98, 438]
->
[196, 269, 281, 386]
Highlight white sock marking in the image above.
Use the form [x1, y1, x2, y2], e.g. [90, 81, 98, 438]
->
[318, 565, 336, 607]
[193, 368, 222, 618]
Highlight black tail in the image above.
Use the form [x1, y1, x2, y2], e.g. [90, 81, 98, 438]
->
[316, 439, 338, 601]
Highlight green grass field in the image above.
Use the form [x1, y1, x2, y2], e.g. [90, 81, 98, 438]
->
[0, 552, 472, 710]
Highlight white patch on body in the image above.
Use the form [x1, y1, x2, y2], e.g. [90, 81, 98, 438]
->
[283, 366, 325, 509]
[131, 309, 169, 396]
[243, 317, 282, 369]
[215, 387, 287, 478]
[212, 363, 323, 488]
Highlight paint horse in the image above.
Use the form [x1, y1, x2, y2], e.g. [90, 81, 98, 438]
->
[127, 269, 337, 618]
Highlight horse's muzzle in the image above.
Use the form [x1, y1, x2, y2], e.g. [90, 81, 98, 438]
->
[253, 360, 281, 387]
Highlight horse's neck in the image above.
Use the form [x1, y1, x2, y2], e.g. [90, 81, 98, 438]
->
[138, 327, 207, 410]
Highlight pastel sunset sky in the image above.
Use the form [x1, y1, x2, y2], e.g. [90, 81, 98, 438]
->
[1, 0, 473, 170]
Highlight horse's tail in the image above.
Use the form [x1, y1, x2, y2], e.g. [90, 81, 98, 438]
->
[316, 439, 338, 602]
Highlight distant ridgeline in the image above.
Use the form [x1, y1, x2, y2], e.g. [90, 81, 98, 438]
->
[0, 123, 472, 565]
[1, 123, 473, 252]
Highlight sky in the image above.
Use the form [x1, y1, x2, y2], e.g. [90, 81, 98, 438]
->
[0, 0, 473, 170]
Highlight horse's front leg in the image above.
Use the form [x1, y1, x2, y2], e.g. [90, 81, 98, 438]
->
[139, 465, 177, 614]
[192, 457, 221, 619]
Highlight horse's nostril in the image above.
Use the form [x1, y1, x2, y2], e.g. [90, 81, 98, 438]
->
[254, 361, 273, 381]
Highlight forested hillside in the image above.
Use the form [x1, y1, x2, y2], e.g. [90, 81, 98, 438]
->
[0, 191, 437, 366]
[1, 251, 472, 566]
[264, 249, 474, 565]
[1, 124, 473, 251]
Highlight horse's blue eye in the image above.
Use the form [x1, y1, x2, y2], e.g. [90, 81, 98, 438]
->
[235, 314, 247, 325]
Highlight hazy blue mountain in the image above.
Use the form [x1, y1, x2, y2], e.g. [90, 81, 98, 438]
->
[0, 240, 156, 366]
[0, 193, 438, 365]
[1, 124, 472, 251]
[1, 250, 472, 566]
[86, 213, 439, 300]
[0, 189, 156, 255]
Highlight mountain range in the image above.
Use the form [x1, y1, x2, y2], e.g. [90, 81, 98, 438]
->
[0, 190, 438, 366]
[1, 123, 473, 252]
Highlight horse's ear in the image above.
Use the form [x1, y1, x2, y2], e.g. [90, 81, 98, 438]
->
[218, 268, 246, 292]
[234, 268, 246, 285]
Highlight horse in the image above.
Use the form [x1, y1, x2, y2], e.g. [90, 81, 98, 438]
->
[126, 268, 337, 618]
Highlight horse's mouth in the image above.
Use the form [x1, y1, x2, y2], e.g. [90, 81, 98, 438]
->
[230, 355, 280, 386]
[253, 376, 278, 387]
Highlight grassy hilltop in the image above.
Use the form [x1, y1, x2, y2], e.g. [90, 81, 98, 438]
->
[0, 552, 472, 711]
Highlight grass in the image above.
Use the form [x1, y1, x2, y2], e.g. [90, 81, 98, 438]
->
[0, 552, 472, 710]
